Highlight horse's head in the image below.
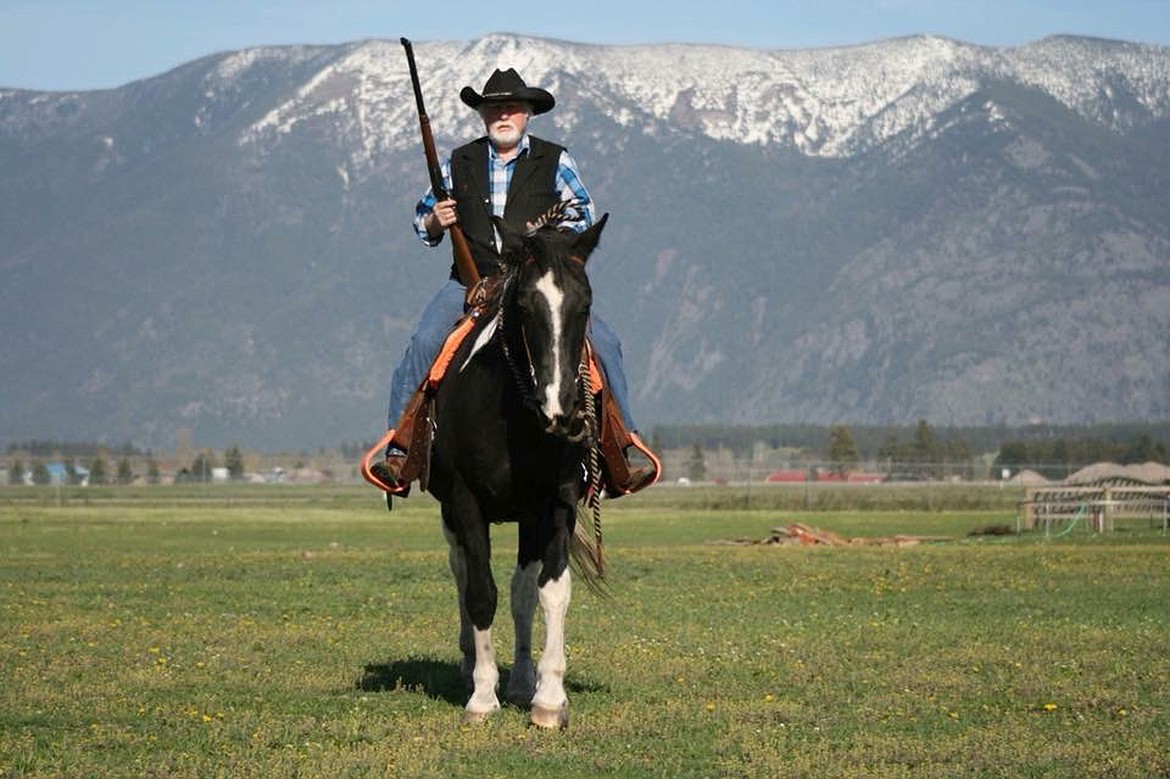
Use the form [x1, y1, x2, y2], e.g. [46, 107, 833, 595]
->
[495, 210, 608, 440]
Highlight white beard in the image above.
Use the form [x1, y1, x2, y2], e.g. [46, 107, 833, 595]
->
[489, 125, 523, 148]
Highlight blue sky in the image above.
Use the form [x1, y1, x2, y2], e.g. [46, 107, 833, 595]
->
[2, 0, 1168, 91]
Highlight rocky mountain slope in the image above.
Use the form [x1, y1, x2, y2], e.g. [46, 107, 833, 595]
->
[1, 33, 1167, 449]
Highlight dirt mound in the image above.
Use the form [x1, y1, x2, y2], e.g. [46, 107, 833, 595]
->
[1064, 461, 1170, 485]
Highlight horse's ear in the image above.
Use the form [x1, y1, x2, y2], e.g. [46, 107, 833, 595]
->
[571, 213, 609, 263]
[492, 216, 527, 264]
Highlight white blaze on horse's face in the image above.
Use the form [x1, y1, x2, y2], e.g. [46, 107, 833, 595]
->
[532, 268, 569, 421]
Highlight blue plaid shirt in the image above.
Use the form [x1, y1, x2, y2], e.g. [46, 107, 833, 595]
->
[413, 133, 595, 247]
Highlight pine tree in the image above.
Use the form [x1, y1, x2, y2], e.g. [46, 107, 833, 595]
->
[224, 446, 245, 481]
[116, 458, 133, 485]
[913, 419, 938, 477]
[687, 444, 707, 482]
[191, 452, 215, 483]
[89, 457, 109, 486]
[828, 424, 859, 476]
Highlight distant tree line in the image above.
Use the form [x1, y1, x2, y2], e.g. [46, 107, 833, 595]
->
[5, 439, 148, 458]
[173, 447, 246, 483]
[6, 426, 1167, 487]
[5, 446, 245, 486]
[652, 421, 1170, 464]
[992, 434, 1167, 480]
[873, 421, 975, 479]
[6, 454, 142, 485]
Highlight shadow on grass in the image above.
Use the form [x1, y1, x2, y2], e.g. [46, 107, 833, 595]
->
[356, 656, 608, 707]
[356, 657, 467, 706]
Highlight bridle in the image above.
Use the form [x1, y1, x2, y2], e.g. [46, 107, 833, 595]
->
[495, 252, 595, 445]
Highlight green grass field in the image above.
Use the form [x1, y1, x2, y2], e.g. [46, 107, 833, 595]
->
[2, 486, 1168, 777]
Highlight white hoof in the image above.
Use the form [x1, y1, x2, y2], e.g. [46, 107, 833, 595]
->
[529, 703, 569, 730]
[461, 705, 499, 726]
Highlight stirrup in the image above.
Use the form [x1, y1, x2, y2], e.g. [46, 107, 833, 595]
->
[361, 429, 411, 497]
[620, 432, 662, 495]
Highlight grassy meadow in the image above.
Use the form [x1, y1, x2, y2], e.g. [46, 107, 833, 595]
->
[1, 484, 1168, 777]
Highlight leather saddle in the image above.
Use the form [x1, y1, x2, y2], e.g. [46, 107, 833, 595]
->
[362, 282, 659, 497]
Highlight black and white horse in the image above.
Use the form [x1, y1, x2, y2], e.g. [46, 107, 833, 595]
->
[426, 210, 608, 728]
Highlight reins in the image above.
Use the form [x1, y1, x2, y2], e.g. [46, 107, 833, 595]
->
[579, 351, 605, 573]
[495, 258, 595, 446]
[493, 253, 606, 577]
[495, 269, 541, 414]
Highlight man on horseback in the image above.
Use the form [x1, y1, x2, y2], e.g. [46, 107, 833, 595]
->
[372, 67, 651, 495]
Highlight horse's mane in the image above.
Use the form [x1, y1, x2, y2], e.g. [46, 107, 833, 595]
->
[524, 198, 586, 235]
[483, 198, 592, 311]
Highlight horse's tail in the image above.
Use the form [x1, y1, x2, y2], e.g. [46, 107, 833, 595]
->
[570, 521, 611, 598]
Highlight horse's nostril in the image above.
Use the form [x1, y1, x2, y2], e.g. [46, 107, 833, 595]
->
[544, 413, 576, 438]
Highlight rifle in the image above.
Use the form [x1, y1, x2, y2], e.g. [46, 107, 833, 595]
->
[401, 37, 480, 287]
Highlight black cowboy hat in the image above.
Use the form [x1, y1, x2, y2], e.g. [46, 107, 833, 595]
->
[460, 68, 555, 115]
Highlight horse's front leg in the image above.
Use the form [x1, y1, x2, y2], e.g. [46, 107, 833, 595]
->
[530, 503, 574, 729]
[442, 499, 500, 724]
[531, 565, 571, 728]
[442, 523, 476, 687]
[504, 558, 540, 707]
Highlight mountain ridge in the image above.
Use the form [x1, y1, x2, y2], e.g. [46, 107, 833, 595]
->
[1, 33, 1167, 450]
[226, 34, 1170, 163]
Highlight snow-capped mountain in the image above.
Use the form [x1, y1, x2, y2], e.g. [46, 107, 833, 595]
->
[1, 33, 1167, 449]
[235, 34, 1170, 159]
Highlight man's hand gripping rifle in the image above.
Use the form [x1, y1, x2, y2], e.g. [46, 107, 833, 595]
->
[401, 37, 480, 288]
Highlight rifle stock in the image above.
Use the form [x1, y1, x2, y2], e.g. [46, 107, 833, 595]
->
[401, 38, 480, 287]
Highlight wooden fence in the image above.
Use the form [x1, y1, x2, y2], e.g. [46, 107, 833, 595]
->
[1019, 485, 1170, 533]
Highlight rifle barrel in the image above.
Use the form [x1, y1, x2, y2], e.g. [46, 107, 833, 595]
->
[400, 37, 480, 286]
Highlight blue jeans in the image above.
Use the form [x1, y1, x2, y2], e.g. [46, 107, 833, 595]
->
[387, 279, 638, 433]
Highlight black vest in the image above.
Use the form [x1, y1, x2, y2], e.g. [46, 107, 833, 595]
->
[449, 135, 565, 280]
